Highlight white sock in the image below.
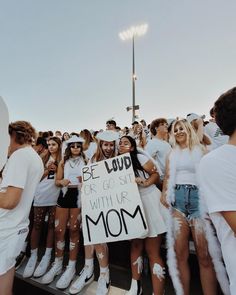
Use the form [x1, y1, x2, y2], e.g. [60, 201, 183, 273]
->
[55, 257, 63, 265]
[100, 266, 109, 280]
[45, 248, 52, 256]
[31, 248, 38, 257]
[68, 260, 76, 268]
[85, 258, 94, 268]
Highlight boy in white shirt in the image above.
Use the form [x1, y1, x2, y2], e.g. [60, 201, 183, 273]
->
[199, 87, 236, 294]
[0, 121, 43, 295]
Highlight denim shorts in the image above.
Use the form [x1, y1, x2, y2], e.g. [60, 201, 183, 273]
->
[171, 184, 200, 220]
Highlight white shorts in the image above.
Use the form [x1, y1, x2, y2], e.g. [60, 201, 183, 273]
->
[140, 187, 167, 238]
[0, 228, 28, 275]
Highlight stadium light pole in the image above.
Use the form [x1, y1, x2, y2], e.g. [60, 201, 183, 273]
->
[119, 24, 148, 123]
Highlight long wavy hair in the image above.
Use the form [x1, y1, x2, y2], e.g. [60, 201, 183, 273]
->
[80, 129, 94, 151]
[64, 142, 88, 165]
[41, 136, 62, 167]
[119, 135, 147, 178]
[92, 140, 116, 162]
[169, 119, 201, 150]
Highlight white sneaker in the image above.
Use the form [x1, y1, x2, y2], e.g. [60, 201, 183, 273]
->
[23, 255, 37, 278]
[125, 279, 142, 295]
[69, 266, 94, 294]
[34, 254, 51, 278]
[41, 259, 62, 285]
[96, 273, 110, 295]
[56, 265, 76, 290]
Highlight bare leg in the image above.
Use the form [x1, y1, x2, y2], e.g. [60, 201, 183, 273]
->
[191, 219, 217, 295]
[54, 207, 69, 258]
[46, 206, 56, 248]
[31, 207, 48, 250]
[84, 244, 94, 260]
[95, 244, 109, 268]
[172, 210, 190, 295]
[145, 236, 165, 295]
[68, 208, 80, 261]
[130, 239, 144, 280]
[0, 267, 15, 295]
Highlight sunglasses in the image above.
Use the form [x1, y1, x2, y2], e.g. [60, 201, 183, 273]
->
[70, 144, 82, 149]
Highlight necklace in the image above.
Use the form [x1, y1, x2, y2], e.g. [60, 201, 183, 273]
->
[68, 157, 81, 168]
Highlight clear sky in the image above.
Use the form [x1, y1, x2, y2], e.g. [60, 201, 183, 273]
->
[1, 0, 236, 133]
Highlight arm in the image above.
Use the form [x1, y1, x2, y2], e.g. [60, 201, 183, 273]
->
[220, 211, 236, 235]
[195, 118, 204, 142]
[160, 156, 170, 208]
[135, 160, 159, 187]
[55, 160, 70, 187]
[0, 186, 23, 209]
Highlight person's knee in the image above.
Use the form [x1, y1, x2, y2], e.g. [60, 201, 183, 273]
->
[197, 250, 212, 268]
[69, 223, 79, 236]
[54, 225, 65, 240]
[175, 246, 189, 262]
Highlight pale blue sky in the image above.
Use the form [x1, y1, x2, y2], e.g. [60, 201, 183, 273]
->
[1, 0, 236, 133]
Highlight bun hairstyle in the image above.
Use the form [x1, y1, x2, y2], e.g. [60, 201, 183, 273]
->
[9, 121, 37, 145]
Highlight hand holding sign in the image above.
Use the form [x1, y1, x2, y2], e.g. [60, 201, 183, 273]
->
[0, 97, 9, 171]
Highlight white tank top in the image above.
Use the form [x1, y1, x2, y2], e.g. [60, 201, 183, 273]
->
[64, 156, 85, 186]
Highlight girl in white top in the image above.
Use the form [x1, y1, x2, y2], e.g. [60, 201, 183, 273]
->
[41, 135, 87, 289]
[80, 129, 97, 160]
[23, 136, 62, 279]
[119, 136, 166, 295]
[161, 119, 217, 295]
[61, 132, 70, 156]
[69, 130, 119, 295]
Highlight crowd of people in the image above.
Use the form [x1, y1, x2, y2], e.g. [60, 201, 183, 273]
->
[0, 87, 236, 295]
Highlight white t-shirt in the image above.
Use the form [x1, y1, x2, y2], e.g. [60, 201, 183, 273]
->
[84, 142, 97, 160]
[204, 122, 229, 149]
[0, 147, 44, 237]
[145, 138, 171, 176]
[199, 144, 236, 293]
[34, 156, 60, 207]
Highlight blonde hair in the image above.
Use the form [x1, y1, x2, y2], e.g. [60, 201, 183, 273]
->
[92, 140, 116, 162]
[170, 119, 201, 150]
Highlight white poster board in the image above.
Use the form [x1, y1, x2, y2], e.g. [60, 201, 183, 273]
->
[0, 97, 9, 171]
[81, 154, 148, 245]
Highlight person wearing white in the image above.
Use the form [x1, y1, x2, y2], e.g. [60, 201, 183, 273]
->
[41, 135, 87, 289]
[69, 130, 119, 295]
[0, 121, 43, 295]
[186, 113, 212, 151]
[119, 136, 166, 295]
[145, 118, 171, 179]
[199, 87, 236, 294]
[23, 137, 62, 279]
[161, 119, 217, 295]
[80, 129, 97, 160]
[204, 108, 229, 149]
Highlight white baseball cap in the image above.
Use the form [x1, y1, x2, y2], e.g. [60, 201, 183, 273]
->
[96, 130, 119, 142]
[186, 113, 205, 123]
[66, 135, 85, 145]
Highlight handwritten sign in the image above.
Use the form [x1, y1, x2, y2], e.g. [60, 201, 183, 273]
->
[0, 96, 9, 171]
[81, 154, 148, 245]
